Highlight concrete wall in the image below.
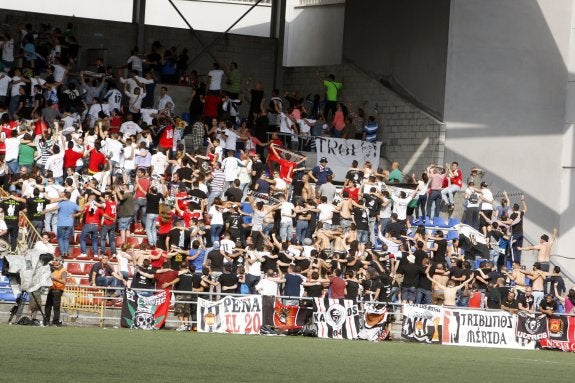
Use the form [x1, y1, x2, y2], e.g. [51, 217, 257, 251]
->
[0, 9, 277, 92]
[343, 0, 451, 119]
[283, 1, 345, 66]
[444, 0, 571, 251]
[282, 64, 445, 175]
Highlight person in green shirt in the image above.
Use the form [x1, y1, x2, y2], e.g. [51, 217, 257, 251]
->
[226, 62, 242, 99]
[318, 72, 342, 121]
[387, 161, 403, 183]
[18, 133, 36, 169]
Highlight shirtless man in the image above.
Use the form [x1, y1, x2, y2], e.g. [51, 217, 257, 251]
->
[428, 263, 450, 305]
[517, 228, 557, 272]
[426, 273, 471, 306]
[337, 190, 354, 232]
[506, 262, 528, 293]
[519, 262, 548, 310]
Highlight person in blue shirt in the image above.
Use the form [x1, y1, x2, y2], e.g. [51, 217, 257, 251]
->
[308, 157, 333, 193]
[42, 191, 79, 258]
[363, 115, 379, 142]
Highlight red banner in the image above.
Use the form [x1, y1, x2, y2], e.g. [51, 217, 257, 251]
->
[539, 316, 575, 352]
[273, 299, 301, 330]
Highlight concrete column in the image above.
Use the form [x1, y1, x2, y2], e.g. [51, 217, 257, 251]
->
[133, 0, 147, 51]
[270, 0, 286, 89]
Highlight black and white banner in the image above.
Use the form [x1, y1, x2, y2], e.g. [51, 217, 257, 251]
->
[516, 312, 549, 341]
[442, 308, 534, 349]
[315, 137, 381, 182]
[197, 295, 262, 334]
[401, 304, 444, 343]
[313, 298, 360, 339]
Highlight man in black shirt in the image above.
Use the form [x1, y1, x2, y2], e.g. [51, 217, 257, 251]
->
[502, 193, 527, 263]
[345, 161, 364, 186]
[145, 186, 163, 247]
[1, 191, 25, 251]
[224, 179, 243, 204]
[500, 290, 519, 314]
[188, 181, 207, 211]
[131, 258, 157, 297]
[26, 188, 48, 235]
[518, 286, 535, 313]
[399, 254, 421, 303]
[363, 187, 382, 244]
[218, 263, 239, 294]
[174, 262, 194, 331]
[539, 294, 557, 316]
[225, 204, 245, 246]
[416, 258, 432, 304]
[353, 202, 370, 244]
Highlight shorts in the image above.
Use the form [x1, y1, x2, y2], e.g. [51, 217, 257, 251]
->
[174, 294, 192, 316]
[117, 217, 132, 230]
[431, 291, 445, 306]
[29, 290, 43, 312]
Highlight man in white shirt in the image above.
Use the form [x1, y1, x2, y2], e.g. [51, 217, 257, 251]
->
[104, 82, 123, 112]
[317, 196, 337, 229]
[221, 150, 241, 190]
[151, 149, 168, 177]
[119, 114, 142, 140]
[44, 145, 65, 184]
[0, 73, 12, 104]
[4, 129, 21, 174]
[105, 132, 124, 176]
[207, 63, 224, 94]
[157, 87, 175, 114]
[278, 194, 295, 242]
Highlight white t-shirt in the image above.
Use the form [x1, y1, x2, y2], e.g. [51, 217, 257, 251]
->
[465, 187, 480, 208]
[157, 95, 175, 112]
[44, 152, 65, 178]
[280, 202, 294, 223]
[208, 69, 224, 90]
[5, 137, 21, 162]
[391, 194, 412, 221]
[10, 76, 23, 97]
[120, 121, 142, 139]
[151, 152, 168, 176]
[274, 177, 287, 191]
[221, 156, 240, 182]
[105, 138, 123, 163]
[318, 203, 335, 224]
[481, 188, 494, 211]
[52, 64, 66, 83]
[0, 74, 12, 97]
[220, 238, 235, 256]
[122, 144, 136, 170]
[105, 89, 123, 112]
[140, 108, 158, 126]
[223, 129, 240, 151]
[208, 205, 223, 225]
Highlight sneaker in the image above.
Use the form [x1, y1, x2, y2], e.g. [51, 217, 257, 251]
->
[176, 325, 187, 331]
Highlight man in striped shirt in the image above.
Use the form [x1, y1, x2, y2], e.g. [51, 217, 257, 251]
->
[363, 116, 379, 142]
[207, 162, 225, 208]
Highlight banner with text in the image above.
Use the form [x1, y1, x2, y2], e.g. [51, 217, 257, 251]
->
[197, 295, 262, 335]
[401, 304, 444, 344]
[516, 312, 549, 341]
[539, 316, 575, 352]
[120, 288, 171, 330]
[442, 308, 534, 349]
[313, 298, 360, 339]
[315, 137, 381, 182]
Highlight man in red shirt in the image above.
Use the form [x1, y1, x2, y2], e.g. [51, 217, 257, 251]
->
[269, 143, 306, 183]
[64, 140, 84, 172]
[79, 194, 104, 257]
[329, 268, 347, 299]
[158, 122, 175, 151]
[86, 141, 107, 174]
[441, 161, 463, 210]
[342, 183, 360, 203]
[100, 192, 118, 257]
[133, 168, 150, 231]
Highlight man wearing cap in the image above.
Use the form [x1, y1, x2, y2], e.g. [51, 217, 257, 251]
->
[308, 157, 333, 193]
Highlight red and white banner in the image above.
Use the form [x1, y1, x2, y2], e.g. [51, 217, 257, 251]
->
[540, 316, 575, 352]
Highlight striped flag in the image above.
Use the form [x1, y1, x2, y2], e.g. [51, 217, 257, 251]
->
[313, 298, 360, 339]
[197, 297, 223, 333]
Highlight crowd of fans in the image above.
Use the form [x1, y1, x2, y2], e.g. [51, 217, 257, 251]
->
[0, 20, 573, 329]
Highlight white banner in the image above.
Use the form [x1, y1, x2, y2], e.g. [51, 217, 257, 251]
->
[197, 295, 262, 335]
[314, 137, 382, 182]
[442, 308, 534, 349]
[401, 304, 444, 343]
[313, 298, 360, 339]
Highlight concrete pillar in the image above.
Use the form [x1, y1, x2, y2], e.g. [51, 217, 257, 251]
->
[133, 0, 146, 51]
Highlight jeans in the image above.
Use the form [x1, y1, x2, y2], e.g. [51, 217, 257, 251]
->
[31, 220, 44, 236]
[6, 159, 19, 175]
[263, 223, 274, 236]
[368, 217, 377, 244]
[6, 225, 18, 251]
[245, 274, 260, 294]
[295, 220, 308, 244]
[426, 190, 442, 219]
[401, 286, 417, 303]
[379, 218, 391, 236]
[462, 206, 480, 230]
[57, 226, 74, 256]
[441, 185, 461, 204]
[44, 289, 63, 325]
[210, 224, 223, 245]
[511, 234, 523, 264]
[145, 213, 158, 246]
[357, 229, 369, 244]
[96, 276, 120, 288]
[417, 194, 427, 220]
[416, 288, 431, 304]
[279, 221, 293, 242]
[80, 223, 99, 256]
[100, 223, 117, 255]
[134, 198, 147, 227]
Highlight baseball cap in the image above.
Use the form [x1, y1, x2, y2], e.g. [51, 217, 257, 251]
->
[320, 157, 328, 163]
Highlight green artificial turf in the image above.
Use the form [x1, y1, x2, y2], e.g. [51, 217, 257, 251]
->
[0, 324, 572, 383]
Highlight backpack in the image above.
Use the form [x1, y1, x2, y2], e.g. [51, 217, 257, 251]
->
[468, 191, 479, 204]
